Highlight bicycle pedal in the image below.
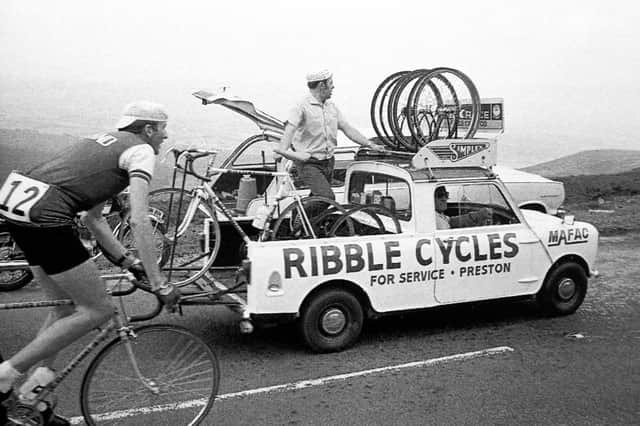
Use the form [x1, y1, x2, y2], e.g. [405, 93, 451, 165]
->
[7, 400, 44, 426]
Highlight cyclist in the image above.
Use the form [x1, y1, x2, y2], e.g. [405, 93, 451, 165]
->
[0, 101, 180, 424]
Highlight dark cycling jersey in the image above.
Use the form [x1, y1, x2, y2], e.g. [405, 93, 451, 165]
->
[0, 131, 155, 227]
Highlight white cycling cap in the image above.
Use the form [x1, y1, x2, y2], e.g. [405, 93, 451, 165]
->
[116, 101, 169, 129]
[306, 69, 332, 83]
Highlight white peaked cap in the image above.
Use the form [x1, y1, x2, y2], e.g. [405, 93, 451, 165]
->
[306, 69, 332, 83]
[116, 101, 168, 129]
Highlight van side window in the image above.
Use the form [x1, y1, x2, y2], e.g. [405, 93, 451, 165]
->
[348, 171, 412, 221]
[231, 139, 277, 168]
[445, 183, 519, 228]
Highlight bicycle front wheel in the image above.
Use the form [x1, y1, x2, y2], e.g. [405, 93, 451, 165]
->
[80, 325, 219, 425]
[149, 188, 221, 287]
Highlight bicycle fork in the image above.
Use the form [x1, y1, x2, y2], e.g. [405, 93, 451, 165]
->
[116, 321, 160, 395]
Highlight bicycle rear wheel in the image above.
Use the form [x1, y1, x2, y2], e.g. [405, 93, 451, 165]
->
[269, 196, 353, 240]
[328, 204, 402, 236]
[80, 325, 219, 425]
[118, 213, 171, 268]
[0, 230, 32, 291]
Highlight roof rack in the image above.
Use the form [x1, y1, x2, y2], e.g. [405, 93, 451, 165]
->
[409, 166, 496, 181]
[354, 147, 414, 163]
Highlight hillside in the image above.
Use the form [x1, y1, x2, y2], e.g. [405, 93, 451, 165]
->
[558, 167, 640, 203]
[0, 128, 175, 187]
[0, 129, 79, 178]
[522, 149, 640, 178]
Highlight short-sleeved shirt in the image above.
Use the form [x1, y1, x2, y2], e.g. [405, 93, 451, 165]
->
[287, 94, 347, 160]
[436, 212, 451, 229]
[1, 131, 155, 227]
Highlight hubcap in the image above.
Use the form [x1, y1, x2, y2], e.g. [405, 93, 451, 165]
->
[320, 308, 347, 335]
[557, 277, 576, 300]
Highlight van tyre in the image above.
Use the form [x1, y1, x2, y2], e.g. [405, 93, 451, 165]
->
[300, 289, 363, 353]
[537, 262, 587, 315]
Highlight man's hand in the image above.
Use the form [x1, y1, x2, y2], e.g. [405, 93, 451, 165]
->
[273, 148, 311, 162]
[126, 258, 146, 281]
[369, 141, 385, 152]
[154, 282, 181, 313]
[476, 207, 492, 225]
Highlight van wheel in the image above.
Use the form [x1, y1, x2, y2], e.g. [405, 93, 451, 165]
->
[300, 289, 363, 353]
[537, 262, 587, 315]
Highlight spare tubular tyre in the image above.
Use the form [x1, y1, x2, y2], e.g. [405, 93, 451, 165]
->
[407, 73, 459, 145]
[370, 71, 408, 149]
[387, 69, 430, 151]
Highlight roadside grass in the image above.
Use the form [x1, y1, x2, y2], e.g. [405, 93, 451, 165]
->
[562, 194, 640, 238]
[564, 195, 640, 236]
[556, 169, 640, 236]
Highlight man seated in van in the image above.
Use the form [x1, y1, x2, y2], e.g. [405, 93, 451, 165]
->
[435, 186, 491, 229]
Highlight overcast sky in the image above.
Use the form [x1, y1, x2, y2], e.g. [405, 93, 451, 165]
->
[1, 0, 639, 165]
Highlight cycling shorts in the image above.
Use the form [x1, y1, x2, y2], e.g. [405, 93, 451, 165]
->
[7, 223, 90, 275]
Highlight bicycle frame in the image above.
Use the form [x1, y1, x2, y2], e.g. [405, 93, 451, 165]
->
[166, 149, 317, 245]
[0, 273, 163, 409]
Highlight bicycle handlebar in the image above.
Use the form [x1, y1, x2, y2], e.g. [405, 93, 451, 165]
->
[169, 147, 290, 182]
[103, 272, 164, 322]
[206, 167, 289, 177]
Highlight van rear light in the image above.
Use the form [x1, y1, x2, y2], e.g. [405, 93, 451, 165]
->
[267, 271, 282, 293]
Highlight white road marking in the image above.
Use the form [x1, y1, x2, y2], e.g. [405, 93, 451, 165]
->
[69, 345, 514, 424]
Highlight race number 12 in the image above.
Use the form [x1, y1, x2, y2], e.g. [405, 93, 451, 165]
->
[0, 172, 50, 223]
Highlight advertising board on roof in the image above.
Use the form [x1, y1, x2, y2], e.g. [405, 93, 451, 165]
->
[458, 98, 504, 132]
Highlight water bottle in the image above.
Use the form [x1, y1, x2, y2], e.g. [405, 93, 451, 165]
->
[18, 367, 55, 402]
[236, 175, 257, 213]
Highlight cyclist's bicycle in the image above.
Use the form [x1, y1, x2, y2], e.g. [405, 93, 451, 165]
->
[148, 147, 354, 288]
[0, 273, 219, 425]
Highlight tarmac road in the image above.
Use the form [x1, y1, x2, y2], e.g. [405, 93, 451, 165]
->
[1, 233, 638, 425]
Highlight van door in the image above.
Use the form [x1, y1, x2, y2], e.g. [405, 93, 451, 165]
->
[433, 182, 543, 304]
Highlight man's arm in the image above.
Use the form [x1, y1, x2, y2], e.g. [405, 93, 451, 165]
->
[273, 123, 311, 162]
[340, 121, 384, 151]
[82, 203, 127, 261]
[127, 177, 166, 290]
[450, 208, 492, 228]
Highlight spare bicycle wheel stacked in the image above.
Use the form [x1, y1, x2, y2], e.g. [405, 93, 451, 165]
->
[370, 67, 481, 152]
